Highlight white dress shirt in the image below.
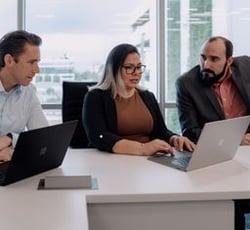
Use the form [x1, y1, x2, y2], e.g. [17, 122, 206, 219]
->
[0, 81, 48, 136]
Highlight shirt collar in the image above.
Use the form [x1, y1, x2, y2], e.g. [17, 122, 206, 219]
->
[0, 80, 23, 94]
[213, 67, 232, 87]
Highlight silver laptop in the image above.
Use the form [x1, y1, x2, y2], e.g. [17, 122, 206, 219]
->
[148, 116, 250, 171]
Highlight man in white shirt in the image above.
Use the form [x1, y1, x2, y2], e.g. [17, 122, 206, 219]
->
[0, 30, 48, 161]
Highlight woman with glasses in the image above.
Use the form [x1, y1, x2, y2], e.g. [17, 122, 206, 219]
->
[83, 43, 195, 156]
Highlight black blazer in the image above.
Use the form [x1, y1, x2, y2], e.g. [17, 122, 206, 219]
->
[82, 88, 176, 152]
[176, 56, 250, 143]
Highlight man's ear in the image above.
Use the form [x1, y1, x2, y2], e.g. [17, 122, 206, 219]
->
[4, 54, 14, 66]
[227, 56, 234, 65]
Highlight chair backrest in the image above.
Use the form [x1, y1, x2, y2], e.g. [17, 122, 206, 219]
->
[62, 81, 97, 148]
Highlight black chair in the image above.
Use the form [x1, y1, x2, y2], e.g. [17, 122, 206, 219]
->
[62, 81, 97, 148]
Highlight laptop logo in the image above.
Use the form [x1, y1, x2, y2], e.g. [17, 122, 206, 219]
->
[39, 147, 47, 156]
[218, 139, 225, 146]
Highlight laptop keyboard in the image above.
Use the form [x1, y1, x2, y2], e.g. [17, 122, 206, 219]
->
[149, 152, 192, 170]
[170, 156, 191, 168]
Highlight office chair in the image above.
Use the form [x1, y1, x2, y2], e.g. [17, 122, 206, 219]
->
[62, 81, 97, 148]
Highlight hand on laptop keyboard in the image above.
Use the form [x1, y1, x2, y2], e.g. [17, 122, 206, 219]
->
[154, 151, 174, 157]
[170, 135, 195, 152]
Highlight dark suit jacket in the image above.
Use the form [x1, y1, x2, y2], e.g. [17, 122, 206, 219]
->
[82, 88, 176, 152]
[176, 56, 250, 143]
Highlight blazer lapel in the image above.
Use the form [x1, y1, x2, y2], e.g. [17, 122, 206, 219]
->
[204, 87, 225, 119]
[232, 73, 249, 106]
[102, 90, 118, 133]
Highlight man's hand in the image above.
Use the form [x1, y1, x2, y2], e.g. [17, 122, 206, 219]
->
[0, 147, 13, 161]
[0, 135, 12, 150]
[241, 133, 250, 145]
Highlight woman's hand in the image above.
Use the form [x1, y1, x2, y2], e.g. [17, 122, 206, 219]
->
[113, 138, 194, 156]
[141, 139, 174, 156]
[170, 135, 195, 152]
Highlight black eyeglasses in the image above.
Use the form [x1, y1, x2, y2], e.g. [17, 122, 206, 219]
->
[122, 64, 146, 74]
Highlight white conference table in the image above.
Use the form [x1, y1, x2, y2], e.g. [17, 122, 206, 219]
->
[1, 146, 250, 230]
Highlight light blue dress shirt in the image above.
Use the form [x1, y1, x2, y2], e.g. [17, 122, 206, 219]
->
[0, 81, 48, 136]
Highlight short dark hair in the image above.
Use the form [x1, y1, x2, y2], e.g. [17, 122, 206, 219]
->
[0, 30, 42, 67]
[207, 36, 233, 58]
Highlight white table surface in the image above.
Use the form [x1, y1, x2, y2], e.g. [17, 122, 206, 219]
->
[1, 146, 250, 230]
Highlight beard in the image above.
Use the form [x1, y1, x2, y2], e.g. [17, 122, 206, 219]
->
[200, 62, 228, 86]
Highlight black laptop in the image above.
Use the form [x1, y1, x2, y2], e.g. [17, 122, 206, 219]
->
[0, 120, 78, 186]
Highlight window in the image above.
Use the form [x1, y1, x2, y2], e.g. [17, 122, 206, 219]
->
[164, 0, 250, 132]
[2, 0, 250, 130]
[0, 0, 17, 36]
[164, 0, 212, 132]
[25, 0, 156, 123]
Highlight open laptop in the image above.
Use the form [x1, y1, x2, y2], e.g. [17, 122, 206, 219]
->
[148, 116, 250, 172]
[0, 120, 78, 185]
